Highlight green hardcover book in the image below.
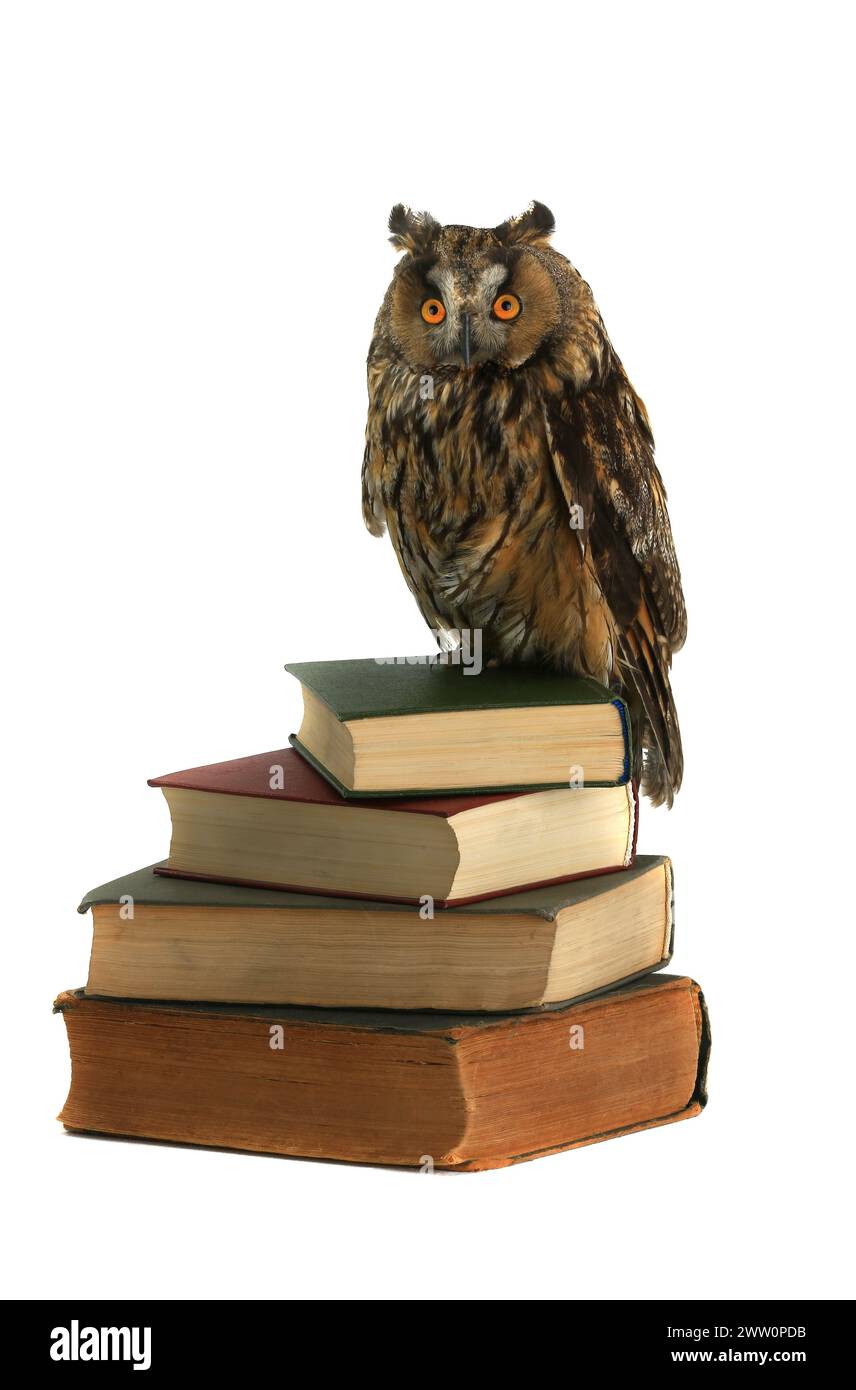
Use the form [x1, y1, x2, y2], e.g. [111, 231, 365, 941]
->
[285, 657, 630, 797]
[78, 856, 672, 1013]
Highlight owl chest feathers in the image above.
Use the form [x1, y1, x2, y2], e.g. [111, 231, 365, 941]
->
[390, 373, 544, 528]
[372, 366, 615, 679]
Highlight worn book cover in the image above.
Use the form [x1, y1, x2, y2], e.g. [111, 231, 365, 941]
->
[56, 974, 709, 1170]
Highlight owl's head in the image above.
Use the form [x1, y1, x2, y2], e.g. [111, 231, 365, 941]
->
[381, 202, 597, 376]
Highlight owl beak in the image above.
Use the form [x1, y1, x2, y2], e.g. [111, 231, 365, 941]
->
[459, 313, 472, 367]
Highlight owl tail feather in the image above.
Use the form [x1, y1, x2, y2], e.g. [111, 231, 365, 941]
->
[618, 630, 683, 809]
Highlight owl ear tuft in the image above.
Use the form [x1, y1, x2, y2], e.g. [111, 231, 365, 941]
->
[388, 204, 440, 256]
[493, 201, 556, 248]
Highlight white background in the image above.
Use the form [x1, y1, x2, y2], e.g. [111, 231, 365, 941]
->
[2, 0, 854, 1301]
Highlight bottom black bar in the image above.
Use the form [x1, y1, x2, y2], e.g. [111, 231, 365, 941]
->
[5, 1298, 849, 1373]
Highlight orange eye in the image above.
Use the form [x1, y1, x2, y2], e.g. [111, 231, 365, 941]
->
[421, 298, 446, 325]
[493, 292, 521, 321]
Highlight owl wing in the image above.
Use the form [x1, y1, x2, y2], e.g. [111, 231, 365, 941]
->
[361, 352, 454, 641]
[361, 430, 387, 538]
[362, 364, 388, 540]
[544, 370, 686, 804]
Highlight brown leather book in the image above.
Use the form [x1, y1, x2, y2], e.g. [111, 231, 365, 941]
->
[55, 974, 709, 1171]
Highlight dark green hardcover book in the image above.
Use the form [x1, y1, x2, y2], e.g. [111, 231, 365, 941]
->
[285, 657, 630, 797]
[78, 856, 673, 1013]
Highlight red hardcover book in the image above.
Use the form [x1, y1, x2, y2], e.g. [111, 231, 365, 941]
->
[149, 749, 638, 908]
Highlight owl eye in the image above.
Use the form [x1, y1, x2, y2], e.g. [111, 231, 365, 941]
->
[493, 292, 522, 321]
[421, 298, 446, 325]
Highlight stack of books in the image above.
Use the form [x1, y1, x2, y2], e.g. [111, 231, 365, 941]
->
[56, 658, 709, 1171]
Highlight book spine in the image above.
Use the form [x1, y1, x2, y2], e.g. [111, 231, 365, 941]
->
[611, 696, 632, 784]
[624, 780, 639, 865]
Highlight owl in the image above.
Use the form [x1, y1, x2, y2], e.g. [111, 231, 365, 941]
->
[361, 202, 686, 806]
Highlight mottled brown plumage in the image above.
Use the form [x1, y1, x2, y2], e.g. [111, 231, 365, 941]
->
[362, 203, 686, 805]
